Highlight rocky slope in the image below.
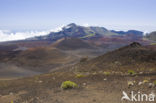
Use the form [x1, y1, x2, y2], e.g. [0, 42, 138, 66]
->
[0, 43, 155, 103]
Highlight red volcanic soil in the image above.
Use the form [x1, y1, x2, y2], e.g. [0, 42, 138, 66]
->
[12, 40, 53, 48]
[52, 37, 94, 50]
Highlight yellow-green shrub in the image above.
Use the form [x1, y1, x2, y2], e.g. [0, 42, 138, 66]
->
[143, 80, 149, 83]
[61, 81, 78, 89]
[75, 74, 85, 78]
[153, 80, 156, 86]
[128, 70, 136, 75]
[103, 72, 110, 76]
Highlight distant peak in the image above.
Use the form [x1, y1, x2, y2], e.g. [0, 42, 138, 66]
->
[67, 23, 77, 27]
[129, 42, 142, 47]
[63, 23, 77, 29]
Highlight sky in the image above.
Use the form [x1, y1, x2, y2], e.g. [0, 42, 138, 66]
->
[0, 0, 156, 41]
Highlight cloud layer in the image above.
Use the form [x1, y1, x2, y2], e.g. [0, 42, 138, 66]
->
[0, 30, 51, 42]
[0, 25, 65, 42]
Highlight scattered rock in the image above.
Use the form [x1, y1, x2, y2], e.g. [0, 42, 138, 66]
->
[9, 92, 13, 95]
[138, 82, 143, 85]
[92, 72, 97, 75]
[83, 83, 87, 86]
[128, 81, 135, 87]
[52, 77, 56, 80]
[38, 80, 43, 83]
[148, 83, 154, 88]
[103, 78, 107, 81]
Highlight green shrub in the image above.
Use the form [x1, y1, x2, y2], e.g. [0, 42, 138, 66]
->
[153, 80, 156, 86]
[103, 72, 111, 76]
[143, 80, 149, 83]
[128, 70, 136, 75]
[61, 81, 78, 89]
[75, 74, 85, 78]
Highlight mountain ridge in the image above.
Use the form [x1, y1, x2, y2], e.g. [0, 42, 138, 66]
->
[27, 23, 144, 41]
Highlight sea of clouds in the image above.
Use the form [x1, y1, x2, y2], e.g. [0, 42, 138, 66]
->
[0, 25, 64, 42]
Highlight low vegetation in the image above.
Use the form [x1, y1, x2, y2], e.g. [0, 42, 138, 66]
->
[128, 70, 136, 75]
[103, 72, 111, 76]
[154, 80, 156, 86]
[151, 43, 156, 45]
[61, 81, 78, 89]
[75, 73, 85, 78]
[143, 80, 149, 83]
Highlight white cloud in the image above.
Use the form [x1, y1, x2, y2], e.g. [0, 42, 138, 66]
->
[52, 25, 65, 32]
[0, 30, 51, 42]
[143, 31, 150, 36]
[0, 25, 65, 42]
[83, 23, 90, 27]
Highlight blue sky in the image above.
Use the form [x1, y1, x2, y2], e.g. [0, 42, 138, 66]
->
[0, 0, 156, 41]
[0, 0, 156, 31]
